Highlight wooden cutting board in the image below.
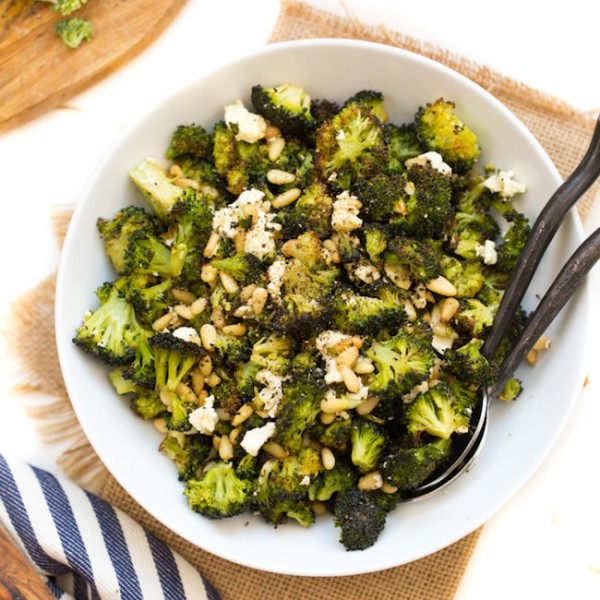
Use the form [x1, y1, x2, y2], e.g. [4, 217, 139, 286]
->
[0, 0, 188, 134]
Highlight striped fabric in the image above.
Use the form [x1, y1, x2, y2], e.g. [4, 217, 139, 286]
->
[0, 453, 220, 600]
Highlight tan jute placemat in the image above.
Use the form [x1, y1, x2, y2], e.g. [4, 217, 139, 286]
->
[4, 1, 598, 599]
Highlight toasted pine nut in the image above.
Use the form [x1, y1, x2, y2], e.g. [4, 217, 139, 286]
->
[173, 177, 200, 191]
[191, 370, 205, 396]
[336, 346, 359, 369]
[321, 447, 336, 471]
[174, 304, 195, 320]
[355, 395, 380, 416]
[533, 335, 551, 351]
[354, 357, 375, 375]
[272, 187, 301, 209]
[381, 481, 399, 494]
[267, 169, 296, 185]
[268, 136, 285, 161]
[171, 288, 196, 304]
[403, 299, 418, 321]
[263, 441, 288, 460]
[229, 427, 241, 444]
[203, 231, 220, 258]
[211, 309, 226, 329]
[233, 230, 246, 253]
[341, 366, 361, 394]
[219, 271, 239, 293]
[311, 501, 327, 517]
[439, 297, 460, 322]
[320, 396, 350, 414]
[240, 284, 257, 301]
[153, 417, 167, 433]
[200, 263, 218, 284]
[212, 436, 221, 451]
[159, 388, 174, 408]
[265, 124, 282, 140]
[152, 310, 178, 332]
[219, 434, 234, 461]
[526, 349, 537, 366]
[222, 323, 247, 336]
[199, 355, 212, 376]
[426, 276, 457, 297]
[319, 411, 336, 425]
[231, 403, 254, 427]
[169, 164, 183, 177]
[206, 372, 221, 387]
[175, 382, 197, 405]
[191, 297, 208, 315]
[200, 323, 217, 351]
[251, 287, 268, 315]
[358, 471, 383, 491]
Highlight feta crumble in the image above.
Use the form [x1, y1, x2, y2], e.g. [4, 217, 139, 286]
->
[188, 395, 219, 435]
[405, 151, 452, 176]
[240, 421, 276, 456]
[331, 191, 363, 233]
[172, 326, 202, 345]
[224, 99, 267, 144]
[256, 369, 287, 418]
[482, 170, 526, 198]
[475, 239, 498, 265]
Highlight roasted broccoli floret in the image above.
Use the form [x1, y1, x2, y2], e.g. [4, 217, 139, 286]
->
[211, 252, 265, 287]
[316, 418, 353, 453]
[332, 290, 404, 336]
[385, 122, 424, 172]
[440, 255, 485, 298]
[250, 334, 294, 375]
[354, 171, 408, 223]
[214, 333, 252, 365]
[130, 389, 166, 420]
[315, 103, 387, 190]
[365, 332, 436, 402]
[73, 283, 148, 366]
[342, 89, 388, 123]
[149, 332, 204, 391]
[388, 237, 442, 284]
[184, 461, 253, 519]
[251, 83, 316, 138]
[55, 16, 93, 48]
[308, 458, 357, 502]
[415, 98, 481, 172]
[350, 419, 387, 473]
[97, 206, 160, 275]
[114, 274, 172, 329]
[129, 158, 186, 220]
[122, 229, 172, 279]
[494, 208, 531, 273]
[403, 383, 472, 440]
[380, 437, 452, 490]
[455, 298, 495, 338]
[166, 123, 213, 160]
[45, 0, 87, 15]
[443, 338, 496, 387]
[160, 431, 213, 481]
[497, 377, 523, 401]
[333, 487, 387, 551]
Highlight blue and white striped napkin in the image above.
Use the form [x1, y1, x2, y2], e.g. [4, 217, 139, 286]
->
[0, 453, 220, 600]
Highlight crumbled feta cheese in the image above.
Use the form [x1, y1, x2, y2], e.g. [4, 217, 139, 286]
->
[188, 395, 219, 435]
[402, 380, 432, 403]
[315, 330, 358, 385]
[482, 170, 526, 198]
[266, 259, 286, 301]
[240, 421, 276, 456]
[331, 191, 363, 232]
[172, 326, 202, 346]
[324, 384, 369, 409]
[475, 239, 498, 265]
[224, 99, 267, 144]
[410, 283, 429, 309]
[243, 208, 280, 260]
[432, 334, 456, 353]
[212, 205, 239, 239]
[352, 263, 381, 284]
[256, 369, 287, 418]
[300, 475, 311, 486]
[405, 151, 452, 176]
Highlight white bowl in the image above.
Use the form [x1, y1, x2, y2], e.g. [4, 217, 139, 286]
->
[55, 39, 590, 576]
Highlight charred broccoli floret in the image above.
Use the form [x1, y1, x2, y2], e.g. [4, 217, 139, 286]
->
[332, 290, 404, 336]
[211, 252, 265, 287]
[149, 332, 204, 391]
[342, 89, 388, 123]
[166, 123, 213, 160]
[415, 98, 481, 172]
[184, 461, 253, 519]
[455, 298, 495, 338]
[333, 487, 387, 551]
[114, 274, 172, 329]
[250, 334, 294, 375]
[130, 389, 166, 420]
[122, 229, 172, 279]
[385, 122, 424, 172]
[443, 338, 497, 387]
[350, 419, 387, 473]
[308, 458, 357, 502]
[251, 83, 316, 138]
[379, 437, 452, 490]
[388, 237, 442, 284]
[440, 255, 485, 298]
[160, 431, 213, 481]
[494, 208, 531, 273]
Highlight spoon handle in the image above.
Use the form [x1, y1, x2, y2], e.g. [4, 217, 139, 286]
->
[490, 226, 600, 397]
[482, 115, 600, 360]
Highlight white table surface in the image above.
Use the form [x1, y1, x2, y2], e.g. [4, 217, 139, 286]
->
[1, 1, 599, 597]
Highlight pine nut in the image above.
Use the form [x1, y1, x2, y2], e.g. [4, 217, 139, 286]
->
[171, 288, 196, 304]
[219, 271, 239, 293]
[174, 303, 195, 319]
[152, 310, 178, 332]
[341, 365, 361, 394]
[206, 372, 221, 387]
[263, 441, 288, 460]
[439, 297, 460, 322]
[265, 124, 282, 140]
[173, 177, 200, 191]
[160, 388, 174, 408]
[336, 345, 359, 369]
[272, 187, 301, 209]
[268, 136, 285, 161]
[357, 471, 383, 491]
[533, 335, 551, 351]
[267, 169, 296, 185]
[222, 323, 247, 336]
[200, 323, 217, 351]
[403, 299, 417, 321]
[526, 349, 537, 366]
[251, 287, 268, 315]
[175, 382, 197, 405]
[212, 436, 221, 451]
[233, 230, 246, 253]
[384, 262, 412, 290]
[191, 297, 208, 315]
[191, 370, 205, 396]
[218, 434, 234, 461]
[320, 396, 351, 414]
[229, 427, 241, 444]
[426, 276, 457, 297]
[321, 447, 336, 471]
[240, 284, 257, 301]
[203, 231, 220, 258]
[199, 355, 212, 376]
[355, 395, 380, 416]
[381, 481, 399, 494]
[169, 164, 183, 177]
[215, 407, 230, 421]
[319, 411, 336, 425]
[311, 501, 327, 517]
[153, 417, 167, 433]
[354, 357, 374, 374]
[231, 404, 254, 427]
[201, 264, 218, 284]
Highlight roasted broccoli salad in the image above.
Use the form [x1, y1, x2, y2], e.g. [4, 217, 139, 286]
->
[74, 83, 534, 551]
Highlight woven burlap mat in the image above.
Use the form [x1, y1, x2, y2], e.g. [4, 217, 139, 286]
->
[5, 1, 598, 599]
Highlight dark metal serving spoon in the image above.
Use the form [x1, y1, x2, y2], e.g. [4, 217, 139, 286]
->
[405, 114, 600, 500]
